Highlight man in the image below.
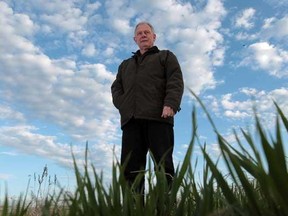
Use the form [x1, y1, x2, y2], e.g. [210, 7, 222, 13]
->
[111, 22, 184, 193]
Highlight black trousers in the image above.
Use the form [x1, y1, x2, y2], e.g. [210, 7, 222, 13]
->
[121, 118, 175, 193]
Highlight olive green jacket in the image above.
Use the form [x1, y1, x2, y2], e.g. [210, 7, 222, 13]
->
[111, 46, 184, 128]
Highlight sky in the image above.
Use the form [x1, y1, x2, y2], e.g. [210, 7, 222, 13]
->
[1, 0, 288, 199]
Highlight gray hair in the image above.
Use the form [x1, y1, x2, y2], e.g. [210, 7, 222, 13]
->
[134, 22, 155, 35]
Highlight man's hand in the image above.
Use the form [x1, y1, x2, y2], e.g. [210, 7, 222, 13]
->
[161, 106, 175, 118]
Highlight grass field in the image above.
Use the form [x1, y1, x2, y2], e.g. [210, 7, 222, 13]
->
[1, 98, 288, 216]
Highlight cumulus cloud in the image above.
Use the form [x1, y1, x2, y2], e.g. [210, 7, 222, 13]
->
[0, 1, 120, 174]
[233, 11, 288, 76]
[234, 12, 288, 44]
[41, 9, 87, 32]
[234, 8, 256, 29]
[205, 87, 288, 126]
[0, 105, 25, 122]
[261, 16, 288, 40]
[82, 43, 97, 57]
[241, 42, 288, 77]
[0, 124, 120, 176]
[104, 0, 135, 35]
[85, 2, 102, 15]
[234, 31, 258, 41]
[264, 0, 288, 7]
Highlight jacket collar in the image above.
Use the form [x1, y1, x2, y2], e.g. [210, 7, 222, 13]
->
[132, 46, 160, 58]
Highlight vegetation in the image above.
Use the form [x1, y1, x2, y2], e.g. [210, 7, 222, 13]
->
[1, 97, 288, 215]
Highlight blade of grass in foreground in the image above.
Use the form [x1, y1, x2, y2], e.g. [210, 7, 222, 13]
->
[222, 146, 262, 216]
[1, 194, 9, 216]
[255, 112, 288, 214]
[190, 89, 238, 211]
[217, 133, 264, 216]
[201, 146, 237, 208]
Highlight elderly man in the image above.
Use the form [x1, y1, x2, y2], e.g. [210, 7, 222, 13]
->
[111, 21, 184, 193]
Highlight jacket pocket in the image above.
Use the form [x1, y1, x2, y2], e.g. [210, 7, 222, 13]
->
[113, 94, 124, 110]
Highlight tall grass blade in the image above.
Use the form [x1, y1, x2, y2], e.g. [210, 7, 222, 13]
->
[255, 113, 288, 214]
[201, 145, 237, 206]
[226, 150, 262, 215]
[189, 89, 218, 133]
[1, 193, 9, 216]
[274, 101, 288, 133]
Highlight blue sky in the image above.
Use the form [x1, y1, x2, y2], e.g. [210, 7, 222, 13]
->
[1, 0, 288, 198]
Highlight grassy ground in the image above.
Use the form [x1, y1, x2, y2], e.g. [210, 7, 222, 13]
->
[1, 98, 288, 216]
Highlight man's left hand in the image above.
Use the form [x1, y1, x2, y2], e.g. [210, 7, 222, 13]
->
[161, 106, 175, 118]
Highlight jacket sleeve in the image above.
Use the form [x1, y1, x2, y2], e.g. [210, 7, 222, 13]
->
[111, 61, 125, 109]
[164, 51, 184, 113]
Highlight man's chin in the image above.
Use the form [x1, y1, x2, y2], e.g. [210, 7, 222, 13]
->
[140, 44, 153, 50]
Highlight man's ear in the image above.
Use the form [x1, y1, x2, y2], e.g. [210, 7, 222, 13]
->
[153, 33, 156, 41]
[133, 36, 137, 43]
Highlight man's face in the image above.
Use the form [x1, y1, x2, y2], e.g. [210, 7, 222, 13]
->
[134, 24, 156, 51]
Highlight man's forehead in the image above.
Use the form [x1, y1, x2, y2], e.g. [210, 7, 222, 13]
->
[136, 24, 152, 31]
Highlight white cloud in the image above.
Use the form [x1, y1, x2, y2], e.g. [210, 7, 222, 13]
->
[263, 17, 276, 29]
[234, 13, 288, 42]
[1, 2, 38, 35]
[41, 9, 88, 32]
[264, 0, 288, 7]
[0, 4, 38, 54]
[235, 32, 258, 41]
[261, 15, 288, 40]
[210, 143, 222, 157]
[0, 105, 25, 122]
[0, 2, 120, 172]
[221, 94, 251, 111]
[242, 42, 288, 77]
[211, 47, 225, 66]
[85, 2, 102, 15]
[104, 0, 135, 35]
[81, 43, 97, 57]
[224, 110, 249, 119]
[151, 0, 227, 94]
[235, 8, 256, 29]
[103, 47, 115, 57]
[111, 19, 133, 35]
[0, 124, 120, 175]
[206, 88, 288, 125]
[269, 88, 288, 108]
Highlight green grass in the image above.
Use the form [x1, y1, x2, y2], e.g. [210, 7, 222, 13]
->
[1, 98, 288, 216]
